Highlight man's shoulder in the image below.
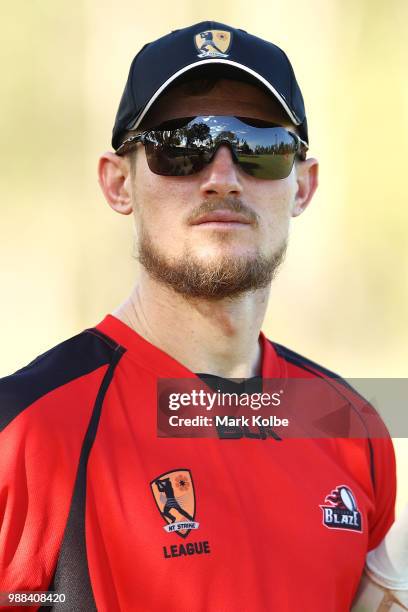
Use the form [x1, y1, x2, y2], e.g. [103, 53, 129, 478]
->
[0, 326, 122, 431]
[269, 338, 367, 409]
[270, 339, 392, 441]
[270, 339, 346, 382]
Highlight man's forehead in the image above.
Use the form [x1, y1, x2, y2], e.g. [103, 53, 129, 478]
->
[139, 77, 293, 130]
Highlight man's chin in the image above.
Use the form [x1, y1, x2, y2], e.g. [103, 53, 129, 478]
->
[137, 240, 288, 301]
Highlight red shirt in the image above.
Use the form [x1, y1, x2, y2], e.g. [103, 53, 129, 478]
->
[0, 315, 396, 611]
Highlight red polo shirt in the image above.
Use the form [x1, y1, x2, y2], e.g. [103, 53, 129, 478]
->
[0, 315, 396, 611]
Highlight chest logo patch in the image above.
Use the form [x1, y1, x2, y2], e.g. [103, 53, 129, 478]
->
[194, 30, 232, 58]
[320, 485, 362, 532]
[150, 469, 199, 538]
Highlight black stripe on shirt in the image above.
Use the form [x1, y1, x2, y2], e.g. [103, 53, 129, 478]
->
[48, 344, 125, 611]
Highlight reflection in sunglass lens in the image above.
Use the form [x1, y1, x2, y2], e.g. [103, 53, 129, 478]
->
[236, 127, 297, 180]
[143, 117, 298, 180]
[145, 141, 212, 177]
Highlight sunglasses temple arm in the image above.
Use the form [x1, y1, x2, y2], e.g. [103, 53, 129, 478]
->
[115, 133, 145, 156]
[297, 134, 309, 161]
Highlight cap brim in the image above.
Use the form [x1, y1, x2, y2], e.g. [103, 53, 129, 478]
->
[129, 58, 302, 131]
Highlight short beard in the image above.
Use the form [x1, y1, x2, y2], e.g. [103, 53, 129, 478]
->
[137, 226, 287, 301]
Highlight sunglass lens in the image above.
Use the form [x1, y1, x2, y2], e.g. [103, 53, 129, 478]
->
[143, 120, 298, 179]
[144, 141, 202, 176]
[236, 128, 297, 179]
[144, 133, 212, 176]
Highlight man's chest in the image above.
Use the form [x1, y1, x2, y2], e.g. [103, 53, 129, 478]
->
[82, 393, 373, 611]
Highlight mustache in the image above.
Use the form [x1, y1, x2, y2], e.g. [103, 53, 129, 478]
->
[186, 197, 259, 226]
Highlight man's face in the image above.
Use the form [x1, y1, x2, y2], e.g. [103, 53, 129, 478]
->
[127, 78, 312, 300]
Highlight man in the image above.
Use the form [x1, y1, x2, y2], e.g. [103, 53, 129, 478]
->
[0, 21, 397, 611]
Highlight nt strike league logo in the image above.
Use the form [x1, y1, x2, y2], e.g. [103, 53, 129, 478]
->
[320, 485, 362, 532]
[150, 469, 211, 559]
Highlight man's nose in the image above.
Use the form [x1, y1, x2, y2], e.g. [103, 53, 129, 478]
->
[199, 145, 243, 198]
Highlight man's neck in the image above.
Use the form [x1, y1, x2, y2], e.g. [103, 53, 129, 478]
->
[112, 269, 271, 378]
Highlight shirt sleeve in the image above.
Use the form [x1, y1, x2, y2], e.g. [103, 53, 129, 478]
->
[0, 367, 105, 606]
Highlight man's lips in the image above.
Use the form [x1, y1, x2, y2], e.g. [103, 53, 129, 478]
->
[191, 210, 252, 225]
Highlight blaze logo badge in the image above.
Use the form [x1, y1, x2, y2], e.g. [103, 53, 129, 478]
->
[150, 469, 199, 538]
[194, 30, 232, 58]
[320, 485, 362, 532]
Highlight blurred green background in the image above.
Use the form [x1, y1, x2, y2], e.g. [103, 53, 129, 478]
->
[1, 0, 407, 514]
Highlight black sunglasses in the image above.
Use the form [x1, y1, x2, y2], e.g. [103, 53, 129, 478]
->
[115, 115, 308, 180]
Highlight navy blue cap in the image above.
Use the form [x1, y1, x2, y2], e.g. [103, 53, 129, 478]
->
[112, 21, 308, 150]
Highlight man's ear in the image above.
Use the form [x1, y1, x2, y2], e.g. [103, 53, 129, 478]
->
[291, 158, 319, 217]
[98, 152, 133, 215]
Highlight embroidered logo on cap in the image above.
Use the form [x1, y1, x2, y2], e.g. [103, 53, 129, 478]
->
[194, 30, 232, 58]
[320, 485, 363, 532]
[150, 469, 199, 538]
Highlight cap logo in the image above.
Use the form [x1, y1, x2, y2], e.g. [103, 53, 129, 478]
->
[194, 30, 232, 58]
